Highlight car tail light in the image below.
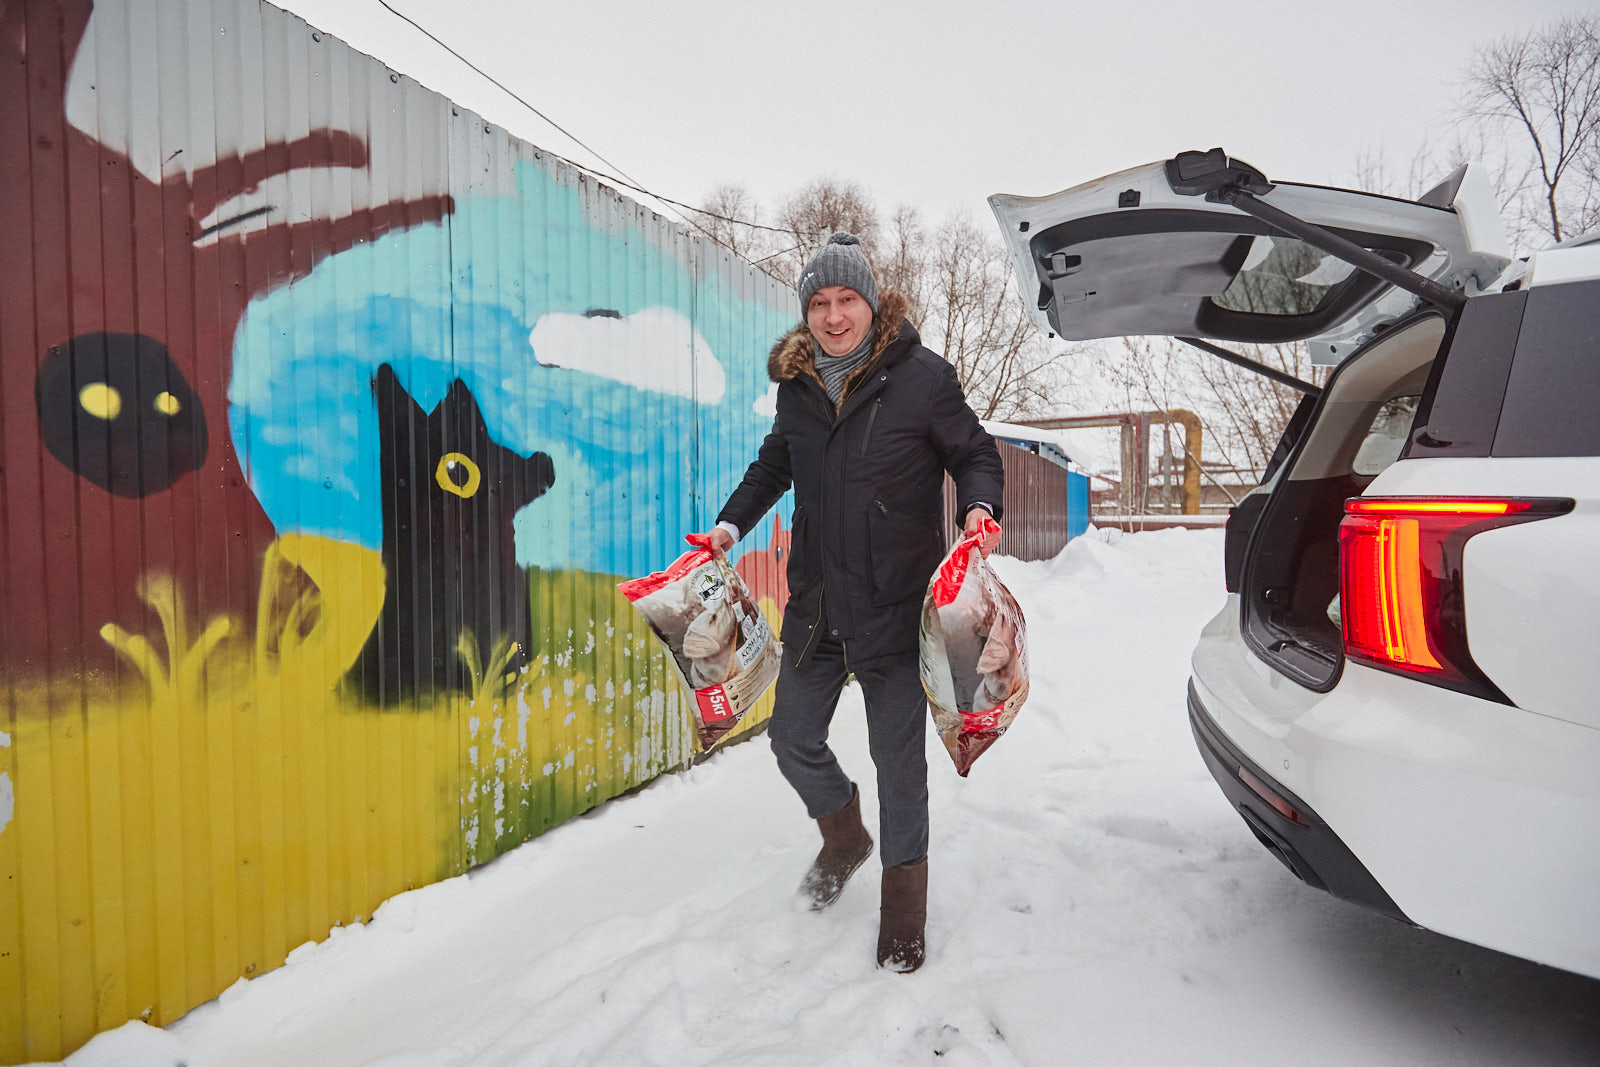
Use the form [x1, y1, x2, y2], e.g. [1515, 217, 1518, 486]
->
[1339, 496, 1572, 702]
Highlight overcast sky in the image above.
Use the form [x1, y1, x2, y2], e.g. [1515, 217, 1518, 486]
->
[274, 0, 1580, 235]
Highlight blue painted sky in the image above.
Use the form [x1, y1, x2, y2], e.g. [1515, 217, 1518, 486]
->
[229, 161, 794, 577]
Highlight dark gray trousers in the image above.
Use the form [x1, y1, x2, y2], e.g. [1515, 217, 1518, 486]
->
[768, 637, 930, 868]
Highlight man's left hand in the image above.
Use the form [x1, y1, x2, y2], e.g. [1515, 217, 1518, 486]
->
[965, 508, 1002, 558]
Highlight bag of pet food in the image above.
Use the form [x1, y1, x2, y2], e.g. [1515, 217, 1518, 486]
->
[618, 533, 782, 750]
[918, 516, 1029, 776]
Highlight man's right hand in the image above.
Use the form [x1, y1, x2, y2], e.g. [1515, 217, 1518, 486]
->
[700, 527, 735, 553]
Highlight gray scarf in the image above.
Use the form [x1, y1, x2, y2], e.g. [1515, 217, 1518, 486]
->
[815, 330, 875, 405]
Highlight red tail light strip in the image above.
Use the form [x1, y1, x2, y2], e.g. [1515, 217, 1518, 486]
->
[1345, 499, 1523, 515]
[1339, 496, 1572, 703]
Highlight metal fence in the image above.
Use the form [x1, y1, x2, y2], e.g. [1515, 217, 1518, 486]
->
[942, 445, 1089, 560]
[1, 1, 796, 1059]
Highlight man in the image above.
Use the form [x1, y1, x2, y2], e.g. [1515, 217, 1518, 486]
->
[702, 232, 1004, 972]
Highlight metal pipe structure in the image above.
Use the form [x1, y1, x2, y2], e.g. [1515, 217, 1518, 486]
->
[1021, 410, 1204, 515]
[1149, 408, 1203, 515]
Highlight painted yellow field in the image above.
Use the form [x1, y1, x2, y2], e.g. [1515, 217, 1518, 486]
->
[0, 537, 775, 1062]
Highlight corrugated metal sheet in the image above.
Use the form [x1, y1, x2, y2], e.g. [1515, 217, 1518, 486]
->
[1067, 469, 1090, 540]
[0, 1, 793, 1060]
[942, 444, 1081, 562]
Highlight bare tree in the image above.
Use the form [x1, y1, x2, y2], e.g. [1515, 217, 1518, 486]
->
[923, 214, 1076, 420]
[770, 177, 881, 280]
[1190, 340, 1330, 479]
[694, 183, 773, 263]
[1458, 14, 1600, 246]
[876, 203, 931, 326]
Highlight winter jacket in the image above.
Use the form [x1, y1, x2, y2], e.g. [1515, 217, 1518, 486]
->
[718, 291, 1004, 664]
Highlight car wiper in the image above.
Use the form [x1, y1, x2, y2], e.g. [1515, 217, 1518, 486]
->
[1167, 149, 1468, 313]
[1176, 336, 1321, 396]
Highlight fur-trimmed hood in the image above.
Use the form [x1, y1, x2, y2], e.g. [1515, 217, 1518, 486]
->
[767, 290, 913, 392]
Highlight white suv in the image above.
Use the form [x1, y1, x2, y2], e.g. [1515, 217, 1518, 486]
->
[991, 150, 1600, 980]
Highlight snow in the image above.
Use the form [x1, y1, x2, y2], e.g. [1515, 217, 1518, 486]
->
[979, 419, 1120, 476]
[52, 530, 1600, 1066]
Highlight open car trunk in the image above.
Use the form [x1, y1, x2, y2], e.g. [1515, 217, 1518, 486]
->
[989, 150, 1512, 690]
[1235, 314, 1447, 689]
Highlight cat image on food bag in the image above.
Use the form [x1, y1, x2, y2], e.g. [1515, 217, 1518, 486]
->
[619, 535, 780, 750]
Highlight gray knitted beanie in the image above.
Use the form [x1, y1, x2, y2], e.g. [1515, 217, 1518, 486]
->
[797, 233, 878, 317]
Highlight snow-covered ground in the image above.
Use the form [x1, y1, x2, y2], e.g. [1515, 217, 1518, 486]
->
[56, 530, 1600, 1066]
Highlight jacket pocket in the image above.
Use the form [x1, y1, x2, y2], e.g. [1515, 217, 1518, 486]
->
[867, 497, 944, 606]
[785, 507, 820, 597]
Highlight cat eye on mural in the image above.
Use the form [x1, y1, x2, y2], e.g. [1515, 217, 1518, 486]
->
[78, 382, 120, 419]
[436, 453, 483, 498]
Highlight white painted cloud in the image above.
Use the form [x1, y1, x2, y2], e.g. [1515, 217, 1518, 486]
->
[528, 307, 725, 405]
[753, 383, 778, 418]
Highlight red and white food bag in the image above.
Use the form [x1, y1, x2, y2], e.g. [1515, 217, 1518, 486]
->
[618, 534, 782, 750]
[918, 516, 1029, 776]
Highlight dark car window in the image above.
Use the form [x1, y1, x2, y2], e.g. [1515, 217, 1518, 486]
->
[1492, 280, 1600, 457]
[1407, 278, 1600, 460]
[1405, 291, 1525, 459]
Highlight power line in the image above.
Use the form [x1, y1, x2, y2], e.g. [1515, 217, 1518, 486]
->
[376, 0, 642, 188]
[374, 1, 810, 243]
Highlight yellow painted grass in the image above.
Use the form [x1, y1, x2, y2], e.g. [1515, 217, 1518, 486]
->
[0, 539, 774, 1064]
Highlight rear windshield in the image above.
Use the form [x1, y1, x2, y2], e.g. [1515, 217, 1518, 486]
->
[1213, 236, 1359, 317]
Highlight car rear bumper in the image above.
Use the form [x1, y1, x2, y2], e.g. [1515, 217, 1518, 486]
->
[1187, 679, 1410, 923]
[1192, 594, 1600, 979]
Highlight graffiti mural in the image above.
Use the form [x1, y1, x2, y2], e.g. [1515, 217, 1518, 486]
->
[0, 0, 795, 1061]
[34, 331, 211, 497]
[356, 364, 556, 703]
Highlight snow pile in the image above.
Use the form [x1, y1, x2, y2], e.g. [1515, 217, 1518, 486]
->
[54, 529, 1600, 1066]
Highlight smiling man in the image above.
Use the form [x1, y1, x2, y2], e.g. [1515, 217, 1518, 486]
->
[702, 232, 1003, 972]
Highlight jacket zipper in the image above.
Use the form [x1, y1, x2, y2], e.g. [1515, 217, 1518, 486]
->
[798, 354, 889, 664]
[860, 394, 883, 456]
[794, 587, 825, 665]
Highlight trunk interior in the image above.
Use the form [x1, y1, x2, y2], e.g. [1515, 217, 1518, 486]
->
[1239, 313, 1448, 690]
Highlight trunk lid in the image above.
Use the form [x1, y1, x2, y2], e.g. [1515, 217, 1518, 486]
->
[989, 151, 1511, 364]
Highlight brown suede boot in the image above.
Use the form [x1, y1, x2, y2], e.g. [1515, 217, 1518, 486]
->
[798, 784, 874, 911]
[877, 858, 928, 972]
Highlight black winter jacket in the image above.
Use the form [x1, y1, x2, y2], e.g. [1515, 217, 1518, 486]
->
[718, 292, 1004, 664]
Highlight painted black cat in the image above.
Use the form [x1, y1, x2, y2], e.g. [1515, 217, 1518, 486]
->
[354, 363, 555, 704]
